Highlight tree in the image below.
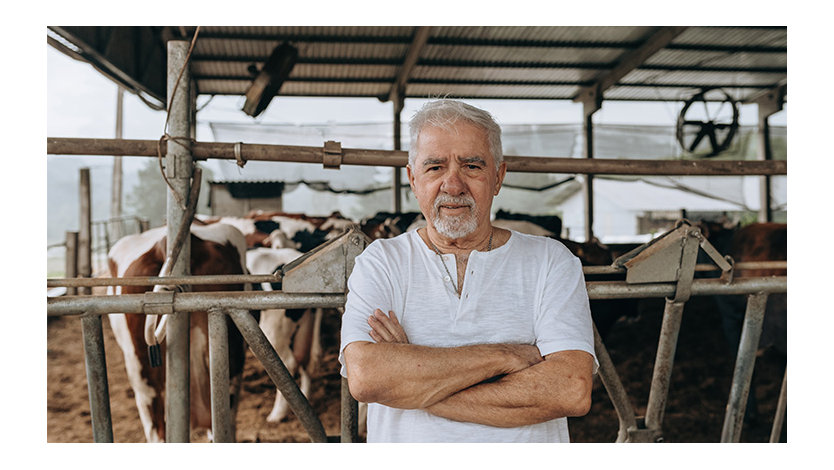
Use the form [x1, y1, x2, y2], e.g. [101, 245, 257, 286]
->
[125, 159, 213, 228]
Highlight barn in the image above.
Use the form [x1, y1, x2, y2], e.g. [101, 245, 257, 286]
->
[46, 26, 788, 447]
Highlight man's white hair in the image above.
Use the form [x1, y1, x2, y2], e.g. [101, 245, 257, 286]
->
[408, 100, 503, 169]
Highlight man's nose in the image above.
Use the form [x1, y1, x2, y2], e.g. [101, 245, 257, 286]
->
[440, 168, 466, 194]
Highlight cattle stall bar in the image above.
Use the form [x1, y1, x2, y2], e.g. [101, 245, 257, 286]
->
[48, 131, 786, 442]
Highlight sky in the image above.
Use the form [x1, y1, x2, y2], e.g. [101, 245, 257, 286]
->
[21, 11, 834, 463]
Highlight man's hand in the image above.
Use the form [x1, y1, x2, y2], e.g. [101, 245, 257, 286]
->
[367, 308, 542, 373]
[368, 309, 409, 344]
[345, 310, 544, 409]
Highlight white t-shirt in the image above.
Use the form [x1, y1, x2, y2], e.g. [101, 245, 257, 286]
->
[339, 229, 597, 443]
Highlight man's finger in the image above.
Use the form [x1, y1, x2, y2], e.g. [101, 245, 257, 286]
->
[387, 311, 408, 342]
[368, 315, 394, 342]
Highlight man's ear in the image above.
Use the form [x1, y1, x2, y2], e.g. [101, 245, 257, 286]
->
[406, 165, 417, 198]
[494, 161, 507, 195]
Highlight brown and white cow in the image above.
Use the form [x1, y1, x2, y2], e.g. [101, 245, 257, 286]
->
[246, 247, 324, 423]
[107, 223, 250, 442]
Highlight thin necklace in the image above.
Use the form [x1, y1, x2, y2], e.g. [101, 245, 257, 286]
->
[428, 229, 493, 297]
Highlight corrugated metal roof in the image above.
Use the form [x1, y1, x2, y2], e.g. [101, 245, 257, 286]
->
[47, 26, 786, 109]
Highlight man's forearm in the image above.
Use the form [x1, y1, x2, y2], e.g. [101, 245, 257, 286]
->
[424, 350, 594, 427]
[343, 341, 542, 409]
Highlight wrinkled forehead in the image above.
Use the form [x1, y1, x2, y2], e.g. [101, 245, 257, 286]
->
[414, 121, 494, 162]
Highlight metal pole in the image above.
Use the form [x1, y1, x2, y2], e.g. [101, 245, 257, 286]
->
[111, 86, 124, 241]
[592, 324, 638, 442]
[80, 313, 114, 442]
[582, 103, 596, 241]
[227, 308, 329, 443]
[47, 279, 787, 317]
[46, 137, 788, 176]
[48, 291, 348, 317]
[769, 368, 787, 443]
[208, 308, 233, 442]
[165, 39, 193, 443]
[341, 377, 359, 443]
[758, 112, 773, 223]
[78, 168, 92, 295]
[392, 88, 404, 213]
[64, 231, 78, 296]
[755, 84, 784, 223]
[721, 292, 769, 442]
[643, 299, 686, 439]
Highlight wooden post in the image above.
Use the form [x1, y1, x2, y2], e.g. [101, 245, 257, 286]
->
[64, 231, 78, 296]
[78, 168, 92, 295]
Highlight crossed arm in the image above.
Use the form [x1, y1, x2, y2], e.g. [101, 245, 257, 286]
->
[342, 309, 594, 427]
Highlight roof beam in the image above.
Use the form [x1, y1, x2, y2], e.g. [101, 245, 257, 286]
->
[574, 26, 688, 114]
[383, 26, 433, 103]
[745, 78, 787, 106]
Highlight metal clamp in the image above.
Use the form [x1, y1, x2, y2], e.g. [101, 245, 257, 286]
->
[323, 140, 342, 169]
[234, 142, 246, 167]
[143, 290, 176, 315]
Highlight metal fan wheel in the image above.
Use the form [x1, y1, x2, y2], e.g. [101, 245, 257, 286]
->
[676, 88, 740, 158]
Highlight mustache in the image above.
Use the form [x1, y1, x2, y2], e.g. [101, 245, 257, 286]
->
[433, 194, 476, 212]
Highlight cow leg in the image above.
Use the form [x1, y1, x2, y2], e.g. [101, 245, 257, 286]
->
[189, 313, 214, 437]
[260, 309, 301, 423]
[307, 308, 324, 376]
[292, 309, 315, 367]
[108, 313, 165, 442]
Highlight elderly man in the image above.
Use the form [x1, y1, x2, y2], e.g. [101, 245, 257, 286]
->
[339, 100, 597, 442]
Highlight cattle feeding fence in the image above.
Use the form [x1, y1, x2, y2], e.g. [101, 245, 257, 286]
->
[47, 38, 787, 443]
[46, 140, 787, 443]
[47, 239, 787, 443]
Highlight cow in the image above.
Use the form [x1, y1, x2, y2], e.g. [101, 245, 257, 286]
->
[245, 247, 325, 423]
[495, 209, 563, 237]
[106, 222, 251, 442]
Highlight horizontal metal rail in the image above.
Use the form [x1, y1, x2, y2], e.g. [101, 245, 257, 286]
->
[47, 273, 283, 288]
[47, 276, 786, 317]
[47, 291, 346, 317]
[583, 261, 786, 276]
[584, 276, 785, 299]
[46, 261, 786, 288]
[47, 137, 787, 176]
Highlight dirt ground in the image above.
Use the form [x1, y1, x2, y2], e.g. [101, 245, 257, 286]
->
[47, 296, 786, 443]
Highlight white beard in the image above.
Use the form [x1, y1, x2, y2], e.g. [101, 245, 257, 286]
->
[432, 194, 479, 239]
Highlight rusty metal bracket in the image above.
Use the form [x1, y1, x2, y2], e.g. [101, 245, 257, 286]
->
[673, 228, 700, 302]
[613, 219, 735, 299]
[143, 290, 176, 315]
[323, 140, 342, 169]
[625, 417, 665, 443]
[282, 226, 370, 293]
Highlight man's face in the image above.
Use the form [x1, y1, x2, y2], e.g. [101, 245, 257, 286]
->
[407, 120, 506, 239]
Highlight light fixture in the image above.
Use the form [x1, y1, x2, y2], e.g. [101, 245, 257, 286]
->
[243, 42, 298, 117]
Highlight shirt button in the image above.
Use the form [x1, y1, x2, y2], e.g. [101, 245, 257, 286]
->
[443, 276, 451, 282]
